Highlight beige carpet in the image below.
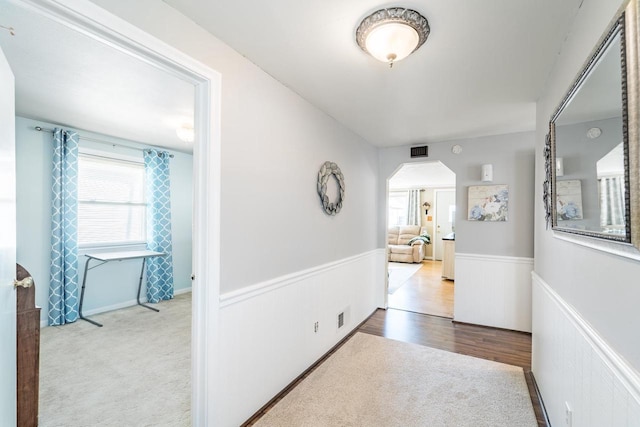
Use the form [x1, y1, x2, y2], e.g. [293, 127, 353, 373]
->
[255, 332, 537, 427]
[39, 292, 191, 427]
[387, 262, 423, 294]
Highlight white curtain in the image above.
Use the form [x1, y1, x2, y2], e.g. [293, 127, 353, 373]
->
[599, 176, 625, 227]
[406, 189, 421, 226]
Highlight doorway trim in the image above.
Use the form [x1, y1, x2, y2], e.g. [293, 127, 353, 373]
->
[14, 0, 221, 424]
[433, 188, 456, 261]
[384, 161, 457, 308]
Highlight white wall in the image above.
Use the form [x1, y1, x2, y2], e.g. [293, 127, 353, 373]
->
[533, 273, 640, 427]
[86, 1, 382, 424]
[455, 254, 533, 332]
[533, 0, 640, 425]
[218, 249, 383, 425]
[15, 116, 193, 324]
[379, 133, 535, 331]
[0, 46, 17, 427]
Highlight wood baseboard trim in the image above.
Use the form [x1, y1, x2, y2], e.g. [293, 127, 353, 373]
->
[241, 309, 378, 426]
[525, 370, 551, 427]
[388, 307, 453, 320]
[451, 319, 532, 336]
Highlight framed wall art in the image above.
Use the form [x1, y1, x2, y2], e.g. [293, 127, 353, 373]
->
[556, 180, 583, 221]
[468, 184, 509, 222]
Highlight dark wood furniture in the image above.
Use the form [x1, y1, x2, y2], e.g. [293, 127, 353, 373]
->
[16, 264, 40, 427]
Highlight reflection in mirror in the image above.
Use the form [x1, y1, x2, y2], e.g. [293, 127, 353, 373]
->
[597, 142, 626, 234]
[551, 16, 630, 242]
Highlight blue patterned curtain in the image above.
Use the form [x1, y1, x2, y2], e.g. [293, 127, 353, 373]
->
[144, 149, 174, 303]
[49, 129, 79, 325]
[600, 176, 625, 227]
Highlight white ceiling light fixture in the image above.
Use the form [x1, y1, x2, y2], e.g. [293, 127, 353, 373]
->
[356, 7, 430, 68]
[176, 124, 194, 143]
[586, 127, 602, 139]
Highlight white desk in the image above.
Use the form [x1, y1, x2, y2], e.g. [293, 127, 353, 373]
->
[79, 250, 166, 327]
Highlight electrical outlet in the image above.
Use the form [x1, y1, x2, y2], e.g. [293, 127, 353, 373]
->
[314, 321, 319, 333]
[565, 401, 572, 427]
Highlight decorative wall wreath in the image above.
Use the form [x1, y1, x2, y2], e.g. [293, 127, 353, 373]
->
[543, 132, 552, 229]
[317, 161, 345, 215]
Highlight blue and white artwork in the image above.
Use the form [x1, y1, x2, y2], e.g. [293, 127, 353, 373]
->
[556, 179, 583, 221]
[468, 184, 509, 222]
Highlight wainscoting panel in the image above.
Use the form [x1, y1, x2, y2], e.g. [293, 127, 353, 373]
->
[532, 273, 640, 427]
[454, 253, 533, 332]
[217, 249, 385, 426]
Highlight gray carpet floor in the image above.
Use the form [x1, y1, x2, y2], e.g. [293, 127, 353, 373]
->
[255, 332, 537, 427]
[40, 296, 535, 426]
[39, 293, 191, 427]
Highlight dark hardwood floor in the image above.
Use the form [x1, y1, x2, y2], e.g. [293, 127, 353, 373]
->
[360, 308, 532, 369]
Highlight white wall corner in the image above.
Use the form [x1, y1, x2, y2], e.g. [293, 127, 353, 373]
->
[454, 253, 533, 332]
[375, 247, 387, 308]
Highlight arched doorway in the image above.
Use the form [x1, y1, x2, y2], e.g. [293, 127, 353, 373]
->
[386, 161, 455, 318]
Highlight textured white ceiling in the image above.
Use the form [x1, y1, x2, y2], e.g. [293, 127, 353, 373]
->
[0, 1, 195, 153]
[165, 0, 582, 147]
[389, 161, 455, 190]
[0, 0, 585, 151]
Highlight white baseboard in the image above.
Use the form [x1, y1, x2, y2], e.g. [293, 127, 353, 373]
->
[532, 273, 640, 426]
[454, 253, 533, 332]
[40, 286, 192, 328]
[217, 249, 383, 426]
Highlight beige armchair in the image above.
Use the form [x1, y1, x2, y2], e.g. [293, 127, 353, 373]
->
[387, 225, 425, 263]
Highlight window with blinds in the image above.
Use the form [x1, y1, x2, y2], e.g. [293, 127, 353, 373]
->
[388, 191, 408, 227]
[78, 153, 146, 246]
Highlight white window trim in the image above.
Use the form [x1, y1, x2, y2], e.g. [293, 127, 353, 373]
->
[80, 146, 143, 164]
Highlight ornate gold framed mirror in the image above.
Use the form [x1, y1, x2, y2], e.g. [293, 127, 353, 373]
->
[545, 0, 640, 257]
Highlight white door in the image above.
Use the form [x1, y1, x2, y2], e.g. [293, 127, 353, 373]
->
[434, 189, 455, 261]
[0, 46, 17, 425]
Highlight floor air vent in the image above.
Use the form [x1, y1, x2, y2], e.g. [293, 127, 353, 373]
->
[410, 145, 428, 158]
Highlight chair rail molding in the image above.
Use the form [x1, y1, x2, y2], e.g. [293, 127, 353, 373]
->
[532, 272, 640, 426]
[454, 253, 533, 332]
[220, 249, 383, 307]
[217, 249, 383, 425]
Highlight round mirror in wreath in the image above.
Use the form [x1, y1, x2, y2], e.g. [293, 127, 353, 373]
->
[317, 161, 345, 215]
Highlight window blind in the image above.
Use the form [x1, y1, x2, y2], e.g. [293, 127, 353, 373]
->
[78, 154, 146, 246]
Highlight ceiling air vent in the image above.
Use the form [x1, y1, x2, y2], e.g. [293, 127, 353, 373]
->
[410, 146, 428, 158]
